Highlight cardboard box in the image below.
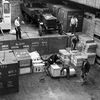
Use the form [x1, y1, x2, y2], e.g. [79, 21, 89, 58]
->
[20, 67, 32, 75]
[13, 49, 32, 67]
[50, 64, 61, 77]
[33, 63, 45, 73]
[59, 49, 71, 60]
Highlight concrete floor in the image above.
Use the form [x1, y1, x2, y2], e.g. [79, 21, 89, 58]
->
[0, 64, 100, 100]
[0, 24, 100, 100]
[0, 23, 61, 42]
[10, 23, 60, 38]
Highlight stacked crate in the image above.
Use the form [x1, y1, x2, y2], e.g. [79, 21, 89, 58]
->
[29, 51, 45, 73]
[71, 53, 88, 66]
[79, 34, 97, 65]
[13, 49, 32, 75]
[0, 50, 19, 95]
[58, 49, 76, 76]
[69, 50, 86, 66]
[59, 49, 71, 64]
[79, 34, 94, 43]
[84, 42, 97, 53]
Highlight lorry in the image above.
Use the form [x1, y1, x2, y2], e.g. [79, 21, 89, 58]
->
[39, 13, 63, 36]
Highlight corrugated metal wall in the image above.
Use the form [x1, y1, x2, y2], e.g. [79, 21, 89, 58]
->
[67, 0, 100, 9]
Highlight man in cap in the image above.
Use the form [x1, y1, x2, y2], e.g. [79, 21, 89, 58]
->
[14, 16, 22, 40]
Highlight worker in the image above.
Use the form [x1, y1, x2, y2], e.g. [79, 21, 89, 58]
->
[71, 34, 79, 50]
[70, 15, 78, 34]
[81, 59, 90, 85]
[57, 21, 63, 35]
[39, 22, 43, 36]
[60, 59, 70, 79]
[14, 17, 22, 40]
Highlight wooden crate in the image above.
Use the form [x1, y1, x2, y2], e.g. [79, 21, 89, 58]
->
[0, 50, 19, 95]
[13, 49, 32, 68]
[33, 63, 45, 73]
[0, 41, 10, 51]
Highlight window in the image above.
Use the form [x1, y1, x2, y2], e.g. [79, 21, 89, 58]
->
[4, 3, 10, 14]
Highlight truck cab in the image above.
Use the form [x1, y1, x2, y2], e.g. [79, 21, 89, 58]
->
[39, 14, 62, 36]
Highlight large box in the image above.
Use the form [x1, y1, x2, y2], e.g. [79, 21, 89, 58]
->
[70, 50, 79, 58]
[72, 53, 88, 66]
[84, 42, 97, 53]
[79, 34, 94, 44]
[0, 50, 19, 78]
[13, 49, 32, 75]
[50, 64, 61, 77]
[59, 49, 71, 59]
[0, 50, 19, 95]
[13, 49, 32, 67]
[29, 51, 42, 64]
